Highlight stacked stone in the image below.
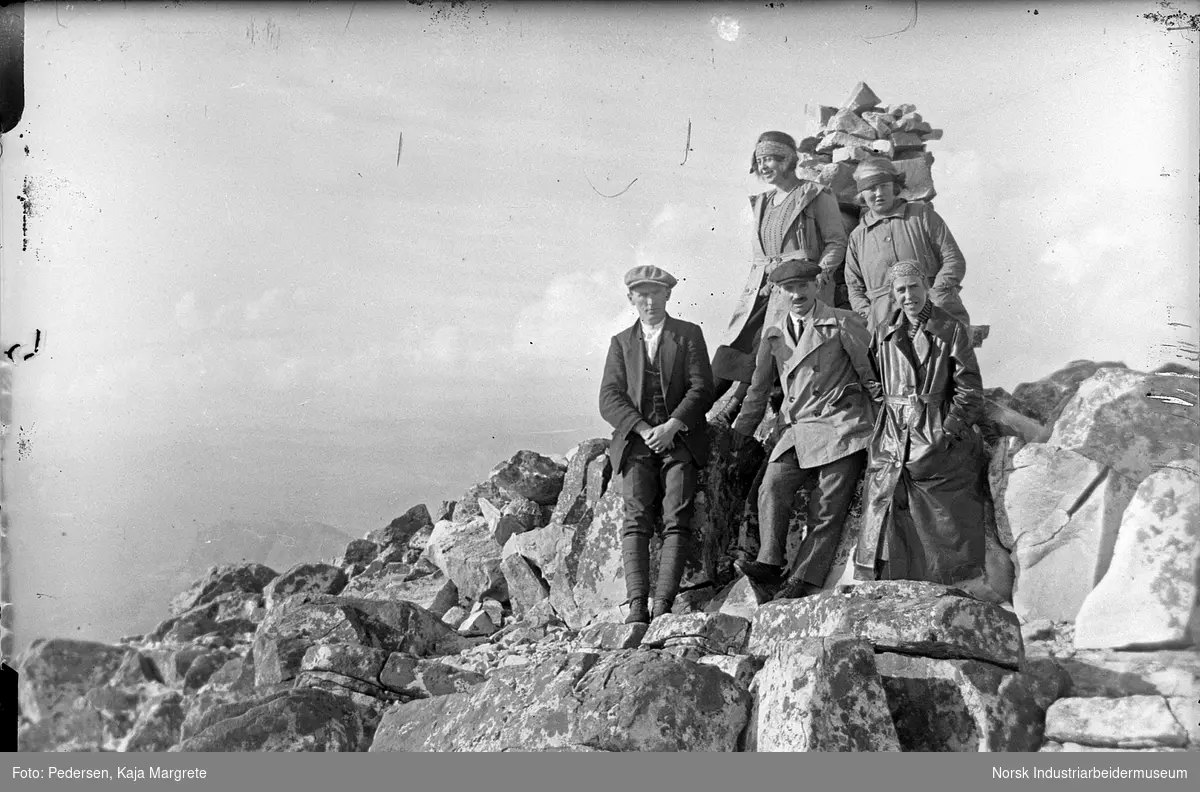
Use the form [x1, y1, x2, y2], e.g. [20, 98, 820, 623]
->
[797, 81, 942, 211]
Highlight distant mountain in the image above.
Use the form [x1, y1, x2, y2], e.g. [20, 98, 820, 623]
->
[185, 518, 358, 573]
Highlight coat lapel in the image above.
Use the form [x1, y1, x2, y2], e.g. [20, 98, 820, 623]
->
[780, 181, 821, 239]
[780, 303, 832, 381]
[882, 315, 920, 389]
[658, 318, 679, 398]
[750, 193, 769, 257]
[623, 322, 645, 408]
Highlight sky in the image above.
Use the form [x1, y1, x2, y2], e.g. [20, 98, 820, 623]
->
[1, 1, 1197, 650]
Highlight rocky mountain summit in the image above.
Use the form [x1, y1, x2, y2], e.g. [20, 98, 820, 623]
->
[15, 360, 1198, 752]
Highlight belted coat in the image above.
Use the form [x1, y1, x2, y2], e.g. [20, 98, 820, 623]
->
[731, 301, 877, 469]
[855, 304, 987, 583]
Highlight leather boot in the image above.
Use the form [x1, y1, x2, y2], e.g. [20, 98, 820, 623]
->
[651, 598, 673, 621]
[625, 597, 650, 624]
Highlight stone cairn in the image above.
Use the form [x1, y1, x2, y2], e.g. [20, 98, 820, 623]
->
[798, 81, 988, 348]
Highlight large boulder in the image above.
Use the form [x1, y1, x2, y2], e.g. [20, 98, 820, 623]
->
[1049, 367, 1199, 486]
[367, 504, 433, 553]
[641, 613, 750, 655]
[1055, 649, 1200, 698]
[168, 563, 278, 616]
[263, 563, 347, 610]
[369, 650, 751, 752]
[480, 494, 544, 546]
[550, 438, 610, 525]
[1044, 695, 1189, 749]
[875, 653, 1060, 751]
[512, 424, 762, 630]
[743, 636, 900, 752]
[121, 691, 186, 752]
[1075, 461, 1199, 650]
[1007, 360, 1128, 425]
[1001, 443, 1138, 623]
[747, 582, 1023, 669]
[16, 639, 137, 725]
[252, 595, 469, 686]
[489, 450, 567, 505]
[421, 518, 506, 602]
[176, 687, 364, 752]
[339, 564, 459, 617]
[500, 553, 551, 617]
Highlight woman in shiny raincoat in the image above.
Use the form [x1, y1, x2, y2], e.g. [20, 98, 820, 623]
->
[855, 260, 987, 584]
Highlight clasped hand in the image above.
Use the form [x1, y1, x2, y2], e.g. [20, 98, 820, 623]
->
[640, 422, 679, 453]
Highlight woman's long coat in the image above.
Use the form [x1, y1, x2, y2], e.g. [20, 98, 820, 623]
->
[854, 304, 987, 584]
[714, 183, 846, 382]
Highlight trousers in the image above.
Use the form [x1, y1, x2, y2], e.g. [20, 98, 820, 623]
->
[619, 435, 698, 605]
[756, 448, 866, 586]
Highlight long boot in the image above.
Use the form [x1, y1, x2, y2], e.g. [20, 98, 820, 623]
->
[652, 532, 690, 620]
[713, 381, 749, 428]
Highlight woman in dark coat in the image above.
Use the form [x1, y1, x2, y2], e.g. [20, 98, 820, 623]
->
[855, 260, 987, 584]
[711, 131, 848, 425]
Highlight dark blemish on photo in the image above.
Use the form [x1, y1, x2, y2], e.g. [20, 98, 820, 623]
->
[396, 132, 403, 166]
[680, 118, 692, 166]
[16, 175, 36, 251]
[345, 1, 356, 32]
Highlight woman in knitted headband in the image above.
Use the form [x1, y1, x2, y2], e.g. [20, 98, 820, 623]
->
[710, 131, 849, 426]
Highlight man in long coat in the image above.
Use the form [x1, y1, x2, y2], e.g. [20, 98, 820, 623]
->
[856, 260, 987, 584]
[599, 265, 715, 623]
[731, 260, 879, 599]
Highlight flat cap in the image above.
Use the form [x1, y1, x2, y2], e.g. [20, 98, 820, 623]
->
[624, 265, 678, 290]
[769, 259, 822, 286]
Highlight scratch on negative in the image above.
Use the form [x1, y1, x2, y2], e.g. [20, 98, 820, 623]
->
[396, 133, 403, 167]
[680, 119, 692, 166]
[585, 175, 638, 198]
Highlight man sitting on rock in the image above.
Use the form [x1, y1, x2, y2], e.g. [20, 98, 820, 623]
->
[599, 266, 716, 624]
[844, 158, 972, 333]
[730, 260, 880, 600]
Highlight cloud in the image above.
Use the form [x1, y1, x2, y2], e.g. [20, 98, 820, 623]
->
[510, 272, 629, 364]
[1038, 226, 1132, 285]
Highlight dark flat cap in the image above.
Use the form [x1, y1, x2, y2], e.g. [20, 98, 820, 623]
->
[769, 260, 822, 285]
[624, 265, 678, 290]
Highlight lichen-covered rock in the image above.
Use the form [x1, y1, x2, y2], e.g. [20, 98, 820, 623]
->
[336, 538, 379, 575]
[576, 622, 647, 650]
[368, 504, 434, 551]
[697, 654, 761, 690]
[294, 643, 392, 699]
[489, 450, 567, 506]
[16, 639, 137, 724]
[1055, 649, 1200, 698]
[747, 582, 1023, 669]
[1049, 367, 1199, 487]
[704, 577, 768, 621]
[1074, 461, 1200, 650]
[369, 650, 751, 752]
[1007, 360, 1128, 425]
[252, 595, 469, 686]
[263, 563, 347, 610]
[481, 494, 544, 546]
[339, 564, 458, 618]
[642, 612, 750, 655]
[168, 563, 278, 616]
[528, 424, 762, 630]
[827, 109, 877, 139]
[1003, 443, 1138, 623]
[550, 438, 610, 525]
[378, 653, 488, 698]
[744, 637, 900, 752]
[453, 479, 509, 521]
[121, 691, 185, 752]
[176, 687, 363, 752]
[500, 553, 551, 617]
[1044, 695, 1189, 749]
[875, 653, 1059, 752]
[422, 518, 507, 602]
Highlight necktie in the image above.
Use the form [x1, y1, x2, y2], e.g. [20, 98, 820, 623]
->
[790, 318, 803, 344]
